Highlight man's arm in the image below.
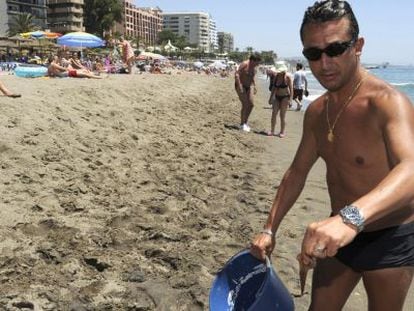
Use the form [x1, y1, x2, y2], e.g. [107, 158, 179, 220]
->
[234, 63, 245, 91]
[304, 72, 308, 92]
[288, 74, 294, 102]
[250, 105, 319, 260]
[252, 70, 257, 94]
[53, 63, 69, 72]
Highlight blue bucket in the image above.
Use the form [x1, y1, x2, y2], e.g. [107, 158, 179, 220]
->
[209, 249, 294, 311]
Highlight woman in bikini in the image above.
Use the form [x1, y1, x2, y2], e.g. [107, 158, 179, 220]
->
[268, 63, 293, 137]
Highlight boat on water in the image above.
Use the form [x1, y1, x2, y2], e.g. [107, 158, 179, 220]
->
[364, 62, 389, 70]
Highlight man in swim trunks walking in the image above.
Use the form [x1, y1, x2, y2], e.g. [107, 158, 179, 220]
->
[250, 1, 414, 310]
[234, 53, 262, 132]
[293, 63, 308, 111]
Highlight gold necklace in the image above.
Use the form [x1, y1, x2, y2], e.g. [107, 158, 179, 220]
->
[326, 77, 365, 142]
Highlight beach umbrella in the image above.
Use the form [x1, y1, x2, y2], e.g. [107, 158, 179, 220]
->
[136, 51, 166, 61]
[17, 32, 61, 55]
[20, 31, 62, 39]
[164, 40, 178, 52]
[209, 61, 227, 70]
[193, 61, 204, 68]
[57, 32, 105, 48]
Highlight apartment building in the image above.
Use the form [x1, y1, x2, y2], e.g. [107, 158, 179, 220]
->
[209, 18, 218, 51]
[113, 0, 163, 46]
[0, 0, 48, 36]
[47, 0, 84, 33]
[217, 32, 234, 53]
[162, 12, 217, 52]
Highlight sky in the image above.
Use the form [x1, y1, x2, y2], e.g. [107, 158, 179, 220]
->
[134, 0, 414, 66]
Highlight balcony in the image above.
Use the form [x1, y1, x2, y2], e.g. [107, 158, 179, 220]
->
[6, 0, 48, 9]
[48, 0, 84, 5]
[48, 15, 83, 23]
[49, 24, 84, 33]
[48, 7, 83, 14]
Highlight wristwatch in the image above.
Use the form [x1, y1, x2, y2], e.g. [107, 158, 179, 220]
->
[339, 205, 365, 233]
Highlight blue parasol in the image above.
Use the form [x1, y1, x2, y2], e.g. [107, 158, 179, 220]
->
[57, 31, 105, 48]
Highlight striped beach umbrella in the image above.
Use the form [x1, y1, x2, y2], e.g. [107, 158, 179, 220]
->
[20, 31, 62, 39]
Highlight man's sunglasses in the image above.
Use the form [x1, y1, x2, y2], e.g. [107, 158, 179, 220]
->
[302, 40, 355, 61]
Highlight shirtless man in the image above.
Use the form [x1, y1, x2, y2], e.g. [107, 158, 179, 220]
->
[293, 63, 308, 111]
[0, 80, 20, 98]
[47, 55, 102, 79]
[250, 1, 414, 310]
[68, 52, 90, 73]
[234, 53, 262, 132]
[120, 36, 135, 74]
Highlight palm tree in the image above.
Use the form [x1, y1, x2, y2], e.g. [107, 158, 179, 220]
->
[84, 0, 122, 37]
[8, 13, 39, 36]
[245, 46, 254, 54]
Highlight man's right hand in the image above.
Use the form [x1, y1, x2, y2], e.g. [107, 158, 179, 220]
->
[250, 232, 275, 261]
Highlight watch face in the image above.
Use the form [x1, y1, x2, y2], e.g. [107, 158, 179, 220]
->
[340, 205, 364, 232]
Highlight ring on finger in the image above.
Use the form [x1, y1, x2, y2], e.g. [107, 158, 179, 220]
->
[314, 244, 326, 253]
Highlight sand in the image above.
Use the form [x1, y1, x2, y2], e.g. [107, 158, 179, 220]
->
[0, 72, 412, 310]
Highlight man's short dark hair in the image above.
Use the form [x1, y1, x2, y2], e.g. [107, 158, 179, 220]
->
[249, 53, 262, 62]
[296, 63, 303, 69]
[300, 0, 359, 43]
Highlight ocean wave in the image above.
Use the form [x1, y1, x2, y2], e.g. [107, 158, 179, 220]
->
[391, 82, 414, 87]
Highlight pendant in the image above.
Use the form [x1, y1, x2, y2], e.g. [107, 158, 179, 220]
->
[328, 130, 334, 142]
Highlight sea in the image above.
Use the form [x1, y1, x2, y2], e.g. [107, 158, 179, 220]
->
[259, 65, 414, 110]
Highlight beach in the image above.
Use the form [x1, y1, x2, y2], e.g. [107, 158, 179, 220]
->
[0, 73, 412, 310]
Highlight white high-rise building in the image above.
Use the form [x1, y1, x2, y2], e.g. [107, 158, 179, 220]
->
[162, 12, 217, 52]
[209, 18, 218, 51]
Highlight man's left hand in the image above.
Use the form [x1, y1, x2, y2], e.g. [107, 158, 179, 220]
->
[301, 215, 358, 259]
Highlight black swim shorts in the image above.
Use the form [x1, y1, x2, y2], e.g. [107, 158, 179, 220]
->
[335, 222, 414, 272]
[293, 89, 304, 101]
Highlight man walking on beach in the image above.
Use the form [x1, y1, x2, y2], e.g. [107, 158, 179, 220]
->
[251, 1, 414, 310]
[293, 63, 308, 111]
[234, 53, 262, 132]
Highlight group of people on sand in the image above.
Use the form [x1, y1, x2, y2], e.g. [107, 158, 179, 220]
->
[235, 55, 308, 137]
[47, 55, 103, 79]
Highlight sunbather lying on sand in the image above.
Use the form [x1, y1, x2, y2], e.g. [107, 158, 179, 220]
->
[47, 56, 103, 79]
[0, 80, 21, 98]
